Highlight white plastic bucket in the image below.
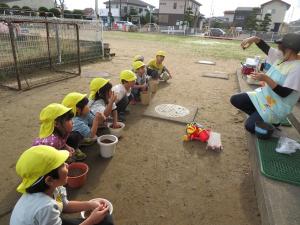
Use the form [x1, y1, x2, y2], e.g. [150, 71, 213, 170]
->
[97, 135, 118, 158]
[107, 122, 125, 138]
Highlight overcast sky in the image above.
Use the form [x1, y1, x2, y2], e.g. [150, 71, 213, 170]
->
[65, 0, 300, 22]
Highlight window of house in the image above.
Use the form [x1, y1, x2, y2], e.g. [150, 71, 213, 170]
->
[139, 8, 143, 13]
[271, 9, 276, 14]
[173, 2, 177, 9]
[124, 6, 127, 13]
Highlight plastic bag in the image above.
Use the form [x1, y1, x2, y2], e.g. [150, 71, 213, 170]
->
[275, 137, 300, 154]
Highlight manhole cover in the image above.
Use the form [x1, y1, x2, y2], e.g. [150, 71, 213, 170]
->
[155, 104, 190, 118]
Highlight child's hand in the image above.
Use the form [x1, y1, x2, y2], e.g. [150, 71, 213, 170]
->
[250, 72, 266, 81]
[88, 200, 100, 211]
[112, 122, 122, 129]
[109, 91, 117, 103]
[86, 205, 109, 225]
[140, 83, 147, 91]
[68, 147, 75, 157]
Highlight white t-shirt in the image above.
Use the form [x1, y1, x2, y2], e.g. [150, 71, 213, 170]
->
[10, 186, 68, 225]
[266, 47, 283, 65]
[89, 99, 117, 115]
[112, 84, 131, 103]
[283, 62, 300, 92]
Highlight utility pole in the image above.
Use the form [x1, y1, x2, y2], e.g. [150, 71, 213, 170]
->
[95, 0, 98, 18]
[108, 0, 112, 28]
[119, 0, 122, 19]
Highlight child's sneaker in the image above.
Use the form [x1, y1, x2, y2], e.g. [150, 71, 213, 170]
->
[80, 137, 97, 147]
[74, 149, 87, 161]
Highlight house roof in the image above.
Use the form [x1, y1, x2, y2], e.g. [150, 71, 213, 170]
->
[103, 0, 155, 8]
[235, 7, 256, 11]
[190, 0, 202, 6]
[224, 10, 235, 14]
[261, 0, 291, 9]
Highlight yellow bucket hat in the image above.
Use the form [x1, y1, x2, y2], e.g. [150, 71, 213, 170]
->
[62, 92, 87, 115]
[39, 103, 72, 138]
[16, 145, 69, 194]
[132, 61, 145, 71]
[89, 78, 110, 100]
[133, 55, 144, 62]
[120, 70, 137, 82]
[156, 50, 166, 57]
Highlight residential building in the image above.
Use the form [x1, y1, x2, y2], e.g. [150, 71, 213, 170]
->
[158, 0, 202, 26]
[223, 10, 235, 23]
[0, 0, 55, 10]
[233, 7, 260, 28]
[103, 0, 155, 20]
[260, 0, 290, 32]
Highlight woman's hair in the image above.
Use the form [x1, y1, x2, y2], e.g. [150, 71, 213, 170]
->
[76, 97, 89, 111]
[121, 79, 128, 84]
[94, 82, 112, 104]
[53, 110, 74, 138]
[26, 167, 60, 193]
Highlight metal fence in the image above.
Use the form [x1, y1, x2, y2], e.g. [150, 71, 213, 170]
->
[107, 23, 300, 43]
[0, 15, 103, 90]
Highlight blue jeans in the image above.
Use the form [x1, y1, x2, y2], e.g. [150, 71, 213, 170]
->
[230, 93, 263, 133]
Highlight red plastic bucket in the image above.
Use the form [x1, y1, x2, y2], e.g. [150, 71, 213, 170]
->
[67, 162, 89, 189]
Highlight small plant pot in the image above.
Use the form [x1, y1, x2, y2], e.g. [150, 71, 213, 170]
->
[97, 135, 118, 158]
[107, 122, 125, 138]
[81, 198, 113, 219]
[67, 162, 89, 189]
[149, 80, 158, 93]
[140, 91, 151, 105]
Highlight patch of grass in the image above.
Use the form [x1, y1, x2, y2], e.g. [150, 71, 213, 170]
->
[104, 31, 275, 61]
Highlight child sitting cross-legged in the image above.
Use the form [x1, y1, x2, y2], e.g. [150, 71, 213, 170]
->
[62, 92, 105, 149]
[10, 145, 114, 225]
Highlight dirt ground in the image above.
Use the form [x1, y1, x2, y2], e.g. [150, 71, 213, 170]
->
[0, 32, 261, 225]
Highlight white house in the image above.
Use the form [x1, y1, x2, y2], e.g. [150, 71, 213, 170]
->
[0, 0, 55, 10]
[260, 0, 290, 32]
[223, 10, 235, 23]
[103, 0, 155, 19]
[159, 0, 202, 26]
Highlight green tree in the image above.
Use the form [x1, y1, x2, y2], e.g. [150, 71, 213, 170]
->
[184, 7, 194, 27]
[0, 3, 9, 14]
[49, 8, 61, 17]
[244, 8, 261, 31]
[38, 6, 48, 17]
[259, 13, 272, 31]
[72, 9, 83, 19]
[63, 9, 73, 18]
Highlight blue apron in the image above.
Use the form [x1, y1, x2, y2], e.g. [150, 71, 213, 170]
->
[247, 60, 300, 124]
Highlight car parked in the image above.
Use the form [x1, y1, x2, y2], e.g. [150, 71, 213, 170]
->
[206, 28, 226, 37]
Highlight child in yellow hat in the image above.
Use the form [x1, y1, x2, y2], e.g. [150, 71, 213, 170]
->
[10, 145, 114, 225]
[32, 103, 87, 161]
[112, 70, 137, 120]
[89, 78, 121, 128]
[62, 92, 106, 146]
[131, 61, 148, 103]
[147, 50, 172, 80]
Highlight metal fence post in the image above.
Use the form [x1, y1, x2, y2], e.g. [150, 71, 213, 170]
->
[8, 22, 21, 90]
[45, 22, 53, 70]
[75, 24, 81, 75]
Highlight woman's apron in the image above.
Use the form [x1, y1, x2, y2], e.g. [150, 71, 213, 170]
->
[247, 60, 300, 124]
